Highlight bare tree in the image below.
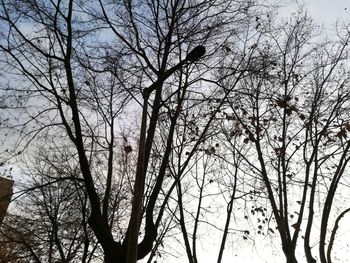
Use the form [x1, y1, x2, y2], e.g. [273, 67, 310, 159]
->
[0, 0, 260, 262]
[0, 143, 99, 262]
[218, 11, 350, 263]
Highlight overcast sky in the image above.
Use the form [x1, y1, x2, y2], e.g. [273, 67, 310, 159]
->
[279, 0, 350, 26]
[304, 0, 349, 22]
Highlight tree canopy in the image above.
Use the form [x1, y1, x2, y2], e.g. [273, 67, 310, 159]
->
[0, 1, 350, 263]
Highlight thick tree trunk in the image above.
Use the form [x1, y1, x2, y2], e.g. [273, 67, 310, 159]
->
[282, 244, 298, 263]
[283, 249, 298, 263]
[104, 244, 125, 263]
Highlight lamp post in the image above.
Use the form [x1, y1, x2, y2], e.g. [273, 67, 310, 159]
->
[125, 46, 206, 263]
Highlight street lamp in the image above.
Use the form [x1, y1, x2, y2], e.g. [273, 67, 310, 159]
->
[125, 46, 206, 263]
[185, 45, 206, 62]
[143, 45, 206, 97]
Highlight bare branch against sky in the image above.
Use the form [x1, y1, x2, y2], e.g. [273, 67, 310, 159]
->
[0, 1, 350, 263]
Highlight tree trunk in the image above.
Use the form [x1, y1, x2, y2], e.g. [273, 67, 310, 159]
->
[282, 243, 298, 263]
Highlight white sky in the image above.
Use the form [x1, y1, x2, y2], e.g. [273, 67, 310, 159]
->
[304, 0, 349, 23]
[279, 0, 350, 25]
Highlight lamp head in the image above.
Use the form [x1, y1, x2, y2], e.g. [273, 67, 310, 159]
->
[185, 45, 206, 62]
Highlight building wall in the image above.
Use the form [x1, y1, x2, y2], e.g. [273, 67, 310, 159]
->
[0, 177, 14, 226]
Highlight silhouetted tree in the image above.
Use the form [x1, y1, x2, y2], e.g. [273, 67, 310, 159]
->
[218, 10, 350, 263]
[0, 144, 99, 262]
[0, 0, 260, 262]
